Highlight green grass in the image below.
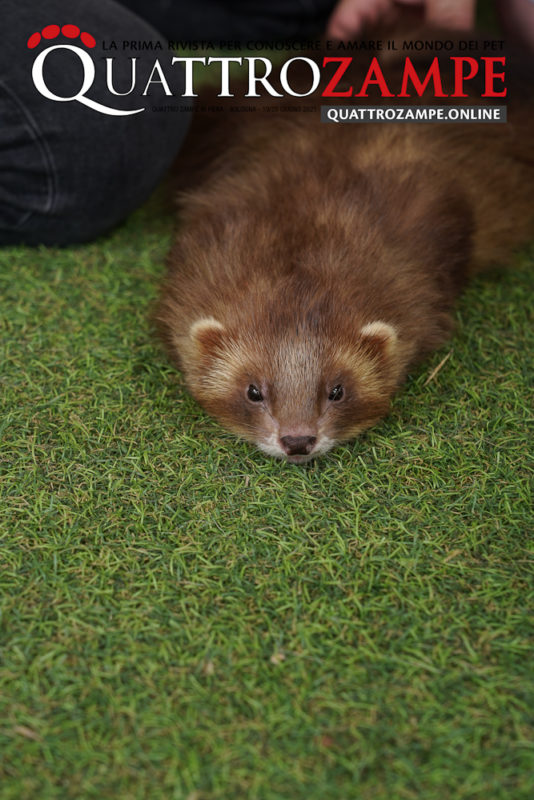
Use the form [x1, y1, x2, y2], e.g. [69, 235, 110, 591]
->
[1, 178, 533, 800]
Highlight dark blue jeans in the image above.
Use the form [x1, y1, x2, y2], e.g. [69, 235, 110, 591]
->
[0, 0, 333, 246]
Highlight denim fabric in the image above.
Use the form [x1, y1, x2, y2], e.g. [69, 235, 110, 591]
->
[0, 0, 192, 245]
[1, 0, 336, 246]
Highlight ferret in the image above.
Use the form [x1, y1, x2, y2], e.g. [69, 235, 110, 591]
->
[156, 36, 534, 463]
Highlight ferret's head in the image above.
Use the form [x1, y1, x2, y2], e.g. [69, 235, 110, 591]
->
[178, 307, 402, 463]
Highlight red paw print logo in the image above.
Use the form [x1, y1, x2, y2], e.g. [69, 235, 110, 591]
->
[27, 24, 96, 50]
[28, 24, 145, 116]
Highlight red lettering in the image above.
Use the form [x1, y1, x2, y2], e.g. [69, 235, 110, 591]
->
[321, 57, 353, 98]
[451, 56, 479, 97]
[398, 57, 447, 98]
[354, 57, 394, 97]
[481, 56, 507, 97]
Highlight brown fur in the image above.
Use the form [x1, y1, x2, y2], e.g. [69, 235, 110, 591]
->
[156, 32, 534, 462]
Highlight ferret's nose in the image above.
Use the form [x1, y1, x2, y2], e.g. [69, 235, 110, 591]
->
[280, 435, 317, 456]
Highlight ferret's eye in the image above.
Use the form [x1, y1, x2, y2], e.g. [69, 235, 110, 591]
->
[328, 385, 344, 402]
[247, 384, 263, 402]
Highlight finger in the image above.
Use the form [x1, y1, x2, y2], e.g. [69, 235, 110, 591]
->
[326, 0, 366, 39]
[424, 0, 476, 28]
[326, 0, 394, 39]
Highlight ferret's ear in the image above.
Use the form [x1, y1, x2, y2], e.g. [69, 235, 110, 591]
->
[189, 317, 226, 356]
[359, 320, 397, 358]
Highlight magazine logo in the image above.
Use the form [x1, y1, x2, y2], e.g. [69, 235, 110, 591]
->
[28, 24, 145, 115]
[28, 26, 507, 116]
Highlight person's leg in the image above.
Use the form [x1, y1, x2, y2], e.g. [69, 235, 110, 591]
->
[0, 0, 191, 246]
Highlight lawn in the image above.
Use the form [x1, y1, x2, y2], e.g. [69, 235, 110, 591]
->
[1, 179, 533, 799]
[1, 2, 534, 793]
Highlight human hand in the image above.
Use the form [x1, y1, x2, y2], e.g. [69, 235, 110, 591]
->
[326, 0, 476, 39]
